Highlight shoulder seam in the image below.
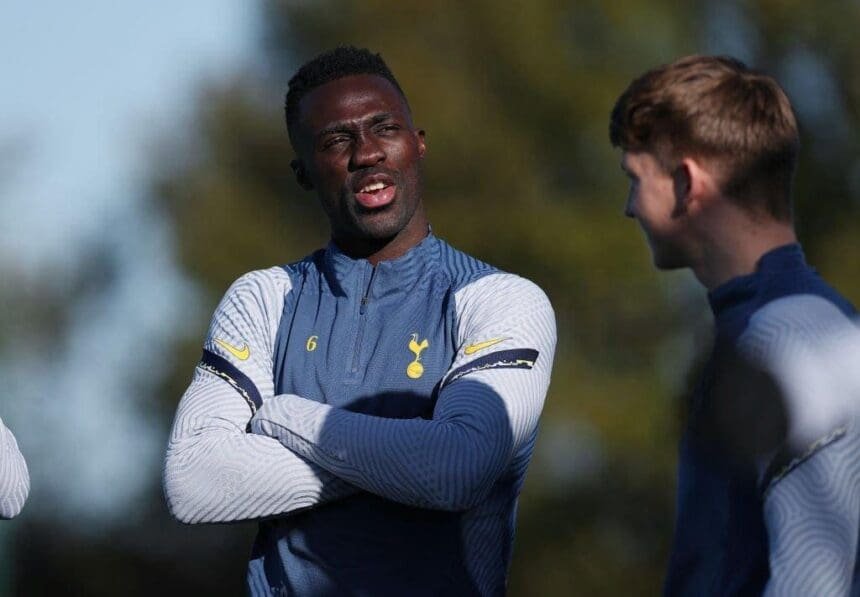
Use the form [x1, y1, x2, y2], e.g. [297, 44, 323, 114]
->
[761, 426, 848, 498]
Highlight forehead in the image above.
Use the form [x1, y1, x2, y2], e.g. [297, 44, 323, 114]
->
[297, 74, 410, 132]
[622, 151, 662, 174]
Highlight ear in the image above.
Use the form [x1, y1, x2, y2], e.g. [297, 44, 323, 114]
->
[415, 129, 426, 158]
[291, 158, 314, 191]
[679, 157, 721, 216]
[670, 161, 692, 218]
[681, 157, 721, 213]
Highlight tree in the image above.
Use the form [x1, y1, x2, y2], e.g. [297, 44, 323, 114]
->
[10, 1, 860, 594]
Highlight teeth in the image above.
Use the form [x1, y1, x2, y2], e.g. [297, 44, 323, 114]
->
[359, 181, 386, 193]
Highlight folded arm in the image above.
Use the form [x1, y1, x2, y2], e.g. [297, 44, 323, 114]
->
[164, 368, 357, 523]
[251, 274, 556, 511]
[0, 418, 29, 519]
[162, 268, 357, 524]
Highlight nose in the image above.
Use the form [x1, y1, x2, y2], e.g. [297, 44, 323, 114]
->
[624, 194, 635, 218]
[349, 133, 385, 170]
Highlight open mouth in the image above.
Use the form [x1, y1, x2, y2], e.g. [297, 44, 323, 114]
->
[353, 175, 396, 209]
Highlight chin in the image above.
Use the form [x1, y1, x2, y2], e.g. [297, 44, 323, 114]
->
[653, 257, 687, 271]
[354, 208, 403, 237]
[649, 243, 688, 271]
[364, 200, 421, 239]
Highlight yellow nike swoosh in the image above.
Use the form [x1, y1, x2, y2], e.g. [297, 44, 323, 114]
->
[215, 338, 250, 361]
[464, 337, 506, 355]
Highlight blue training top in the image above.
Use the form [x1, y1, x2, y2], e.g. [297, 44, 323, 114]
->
[163, 233, 557, 596]
[664, 244, 858, 596]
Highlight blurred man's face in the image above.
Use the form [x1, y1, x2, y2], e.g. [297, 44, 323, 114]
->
[293, 74, 426, 251]
[621, 151, 689, 269]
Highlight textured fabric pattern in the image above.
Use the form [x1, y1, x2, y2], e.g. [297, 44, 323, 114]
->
[742, 295, 860, 449]
[163, 267, 356, 523]
[763, 421, 860, 596]
[163, 235, 556, 596]
[251, 273, 554, 508]
[664, 244, 859, 596]
[251, 272, 555, 594]
[0, 417, 29, 519]
[739, 295, 860, 596]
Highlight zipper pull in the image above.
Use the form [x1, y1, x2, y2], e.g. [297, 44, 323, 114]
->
[359, 266, 376, 315]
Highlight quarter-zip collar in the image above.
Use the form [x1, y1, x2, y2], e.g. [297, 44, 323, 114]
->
[707, 243, 807, 318]
[706, 243, 808, 341]
[323, 231, 439, 299]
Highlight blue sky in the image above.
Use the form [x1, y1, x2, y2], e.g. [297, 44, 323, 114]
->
[0, 1, 260, 523]
[0, 0, 854, 529]
[1, 1, 258, 268]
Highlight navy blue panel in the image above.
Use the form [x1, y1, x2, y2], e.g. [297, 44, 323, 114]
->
[259, 235, 528, 595]
[665, 243, 858, 596]
[199, 349, 263, 412]
[444, 348, 539, 388]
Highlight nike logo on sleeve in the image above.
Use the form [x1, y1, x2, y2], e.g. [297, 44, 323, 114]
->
[215, 338, 250, 361]
[464, 337, 506, 355]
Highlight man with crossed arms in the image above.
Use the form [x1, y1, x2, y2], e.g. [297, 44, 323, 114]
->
[164, 46, 555, 596]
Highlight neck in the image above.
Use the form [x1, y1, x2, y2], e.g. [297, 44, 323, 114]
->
[690, 211, 797, 290]
[334, 206, 430, 266]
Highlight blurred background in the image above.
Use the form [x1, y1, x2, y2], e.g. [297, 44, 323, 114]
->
[1, 0, 859, 594]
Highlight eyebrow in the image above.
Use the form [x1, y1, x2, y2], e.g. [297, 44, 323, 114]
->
[369, 112, 394, 125]
[317, 112, 396, 138]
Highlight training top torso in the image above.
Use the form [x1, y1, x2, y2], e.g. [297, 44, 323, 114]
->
[664, 244, 859, 596]
[258, 234, 524, 596]
[163, 233, 556, 597]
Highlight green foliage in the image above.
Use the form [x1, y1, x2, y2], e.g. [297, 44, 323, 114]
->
[142, 1, 860, 594]
[8, 0, 860, 594]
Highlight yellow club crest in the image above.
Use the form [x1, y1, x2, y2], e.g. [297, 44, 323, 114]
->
[407, 333, 429, 379]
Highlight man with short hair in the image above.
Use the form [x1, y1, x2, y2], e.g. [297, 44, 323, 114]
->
[164, 46, 555, 596]
[610, 54, 860, 595]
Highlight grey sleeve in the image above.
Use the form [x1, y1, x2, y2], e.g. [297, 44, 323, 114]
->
[762, 421, 860, 597]
[162, 268, 357, 524]
[739, 295, 860, 595]
[0, 417, 29, 519]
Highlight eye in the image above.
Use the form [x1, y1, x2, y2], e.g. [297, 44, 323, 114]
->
[322, 135, 351, 150]
[375, 123, 401, 135]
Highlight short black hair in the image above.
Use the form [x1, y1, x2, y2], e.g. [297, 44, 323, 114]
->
[285, 46, 407, 147]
